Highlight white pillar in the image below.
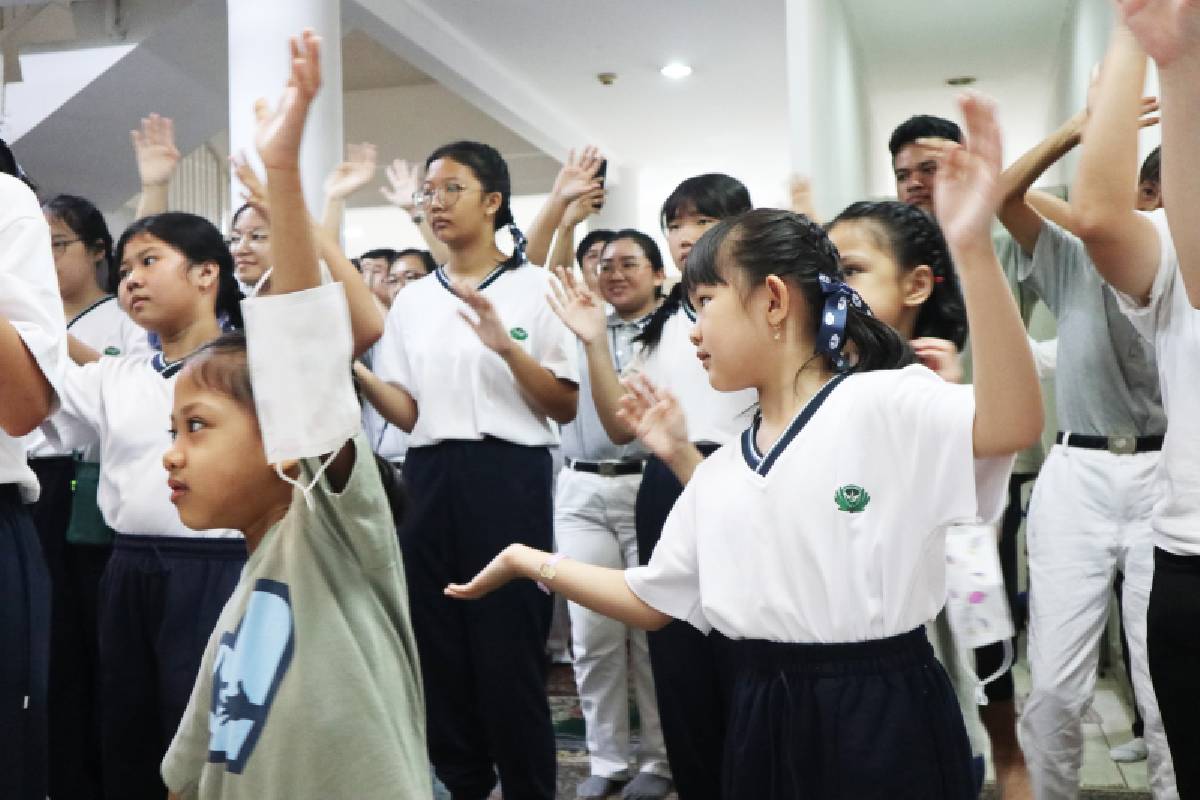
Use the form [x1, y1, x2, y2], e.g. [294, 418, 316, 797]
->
[227, 0, 343, 216]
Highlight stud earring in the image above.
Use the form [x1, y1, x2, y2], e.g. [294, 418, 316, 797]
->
[771, 326, 782, 341]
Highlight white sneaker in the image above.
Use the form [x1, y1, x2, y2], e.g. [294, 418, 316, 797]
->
[1110, 737, 1148, 763]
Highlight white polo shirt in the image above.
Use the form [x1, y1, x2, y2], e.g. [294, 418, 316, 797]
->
[1113, 209, 1200, 556]
[374, 263, 578, 448]
[27, 295, 151, 460]
[632, 305, 756, 447]
[41, 355, 240, 539]
[0, 174, 66, 502]
[626, 365, 1013, 643]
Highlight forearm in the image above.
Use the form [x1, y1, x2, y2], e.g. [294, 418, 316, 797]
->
[524, 194, 571, 267]
[998, 118, 1080, 205]
[584, 339, 636, 444]
[547, 226, 576, 271]
[501, 346, 578, 424]
[506, 544, 671, 630]
[353, 362, 418, 432]
[67, 334, 102, 365]
[135, 183, 168, 219]
[320, 196, 345, 243]
[0, 318, 54, 435]
[955, 238, 1043, 457]
[264, 167, 321, 293]
[314, 227, 384, 357]
[1159, 57, 1200, 307]
[660, 444, 705, 485]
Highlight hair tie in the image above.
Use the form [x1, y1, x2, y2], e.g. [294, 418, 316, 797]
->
[816, 273, 867, 372]
[507, 222, 528, 264]
[934, 275, 946, 284]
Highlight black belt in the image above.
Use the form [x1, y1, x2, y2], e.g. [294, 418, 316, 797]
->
[565, 458, 645, 477]
[1056, 432, 1164, 455]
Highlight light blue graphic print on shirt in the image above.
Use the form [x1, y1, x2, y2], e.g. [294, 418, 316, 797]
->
[207, 579, 294, 774]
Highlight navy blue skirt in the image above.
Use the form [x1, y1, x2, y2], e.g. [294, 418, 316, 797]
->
[723, 627, 975, 800]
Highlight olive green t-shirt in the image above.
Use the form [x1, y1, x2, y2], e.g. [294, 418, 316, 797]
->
[162, 432, 429, 799]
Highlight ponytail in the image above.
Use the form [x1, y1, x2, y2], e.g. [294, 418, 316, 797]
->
[634, 282, 684, 352]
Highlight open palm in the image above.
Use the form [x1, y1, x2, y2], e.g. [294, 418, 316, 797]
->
[131, 113, 180, 186]
[547, 266, 606, 344]
[1119, 0, 1200, 66]
[381, 159, 421, 210]
[929, 93, 1004, 249]
[618, 374, 689, 462]
[553, 146, 604, 202]
[255, 31, 322, 171]
[324, 142, 377, 199]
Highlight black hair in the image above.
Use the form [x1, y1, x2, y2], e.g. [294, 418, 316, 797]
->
[395, 248, 437, 275]
[360, 248, 400, 264]
[1140, 146, 1161, 186]
[115, 212, 244, 330]
[0, 138, 37, 192]
[43, 194, 118, 293]
[576, 228, 616, 268]
[888, 115, 963, 158]
[607, 229, 666, 273]
[683, 208, 913, 374]
[425, 141, 514, 231]
[187, 330, 407, 525]
[826, 201, 967, 350]
[230, 203, 258, 229]
[637, 174, 753, 351]
[659, 173, 752, 231]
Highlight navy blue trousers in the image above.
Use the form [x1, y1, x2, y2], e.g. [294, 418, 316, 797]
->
[403, 439, 556, 800]
[635, 447, 729, 800]
[1147, 548, 1200, 798]
[724, 629, 975, 800]
[98, 534, 245, 800]
[0, 484, 50, 800]
[29, 456, 110, 800]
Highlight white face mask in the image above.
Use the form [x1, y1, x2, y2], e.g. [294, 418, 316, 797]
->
[944, 522, 1015, 705]
[241, 282, 359, 507]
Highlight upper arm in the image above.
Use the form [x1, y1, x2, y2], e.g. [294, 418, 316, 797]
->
[1026, 190, 1076, 236]
[997, 196, 1045, 256]
[1078, 210, 1161, 302]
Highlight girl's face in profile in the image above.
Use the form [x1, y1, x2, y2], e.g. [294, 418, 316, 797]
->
[828, 220, 931, 340]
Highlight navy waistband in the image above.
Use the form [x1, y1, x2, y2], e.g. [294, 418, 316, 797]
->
[1154, 547, 1200, 569]
[112, 533, 247, 559]
[0, 483, 20, 505]
[727, 627, 931, 675]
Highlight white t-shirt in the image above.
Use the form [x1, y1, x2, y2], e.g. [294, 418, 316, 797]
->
[632, 305, 756, 447]
[0, 174, 66, 502]
[374, 263, 578, 448]
[27, 296, 151, 459]
[1113, 209, 1200, 556]
[41, 355, 241, 538]
[625, 365, 1012, 643]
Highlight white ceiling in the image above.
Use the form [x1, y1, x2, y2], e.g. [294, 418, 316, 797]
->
[342, 28, 433, 91]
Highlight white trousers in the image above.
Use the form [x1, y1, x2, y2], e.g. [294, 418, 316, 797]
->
[1018, 444, 1176, 799]
[555, 468, 670, 780]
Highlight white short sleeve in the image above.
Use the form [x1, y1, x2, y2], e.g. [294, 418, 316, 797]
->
[374, 301, 414, 395]
[529, 273, 579, 384]
[624, 478, 710, 633]
[1111, 209, 1178, 343]
[40, 360, 106, 452]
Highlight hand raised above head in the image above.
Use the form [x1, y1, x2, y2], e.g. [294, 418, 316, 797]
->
[552, 146, 605, 203]
[131, 113, 180, 187]
[922, 93, 1005, 250]
[381, 158, 421, 212]
[1117, 0, 1200, 67]
[254, 29, 323, 171]
[324, 142, 377, 200]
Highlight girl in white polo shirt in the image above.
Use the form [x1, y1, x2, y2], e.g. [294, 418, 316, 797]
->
[367, 140, 578, 800]
[447, 95, 1042, 799]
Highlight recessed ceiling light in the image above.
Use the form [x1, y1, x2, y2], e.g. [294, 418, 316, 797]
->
[660, 62, 692, 80]
[946, 75, 976, 86]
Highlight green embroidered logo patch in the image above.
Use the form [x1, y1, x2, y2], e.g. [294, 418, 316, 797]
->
[103, 346, 121, 356]
[834, 484, 870, 513]
[509, 327, 528, 341]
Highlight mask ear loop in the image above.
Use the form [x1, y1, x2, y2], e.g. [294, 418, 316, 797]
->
[970, 638, 1014, 707]
[273, 451, 335, 512]
[246, 267, 274, 298]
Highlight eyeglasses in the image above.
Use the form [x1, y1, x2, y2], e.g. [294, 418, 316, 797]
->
[228, 230, 270, 248]
[598, 260, 649, 275]
[51, 238, 81, 253]
[411, 182, 479, 209]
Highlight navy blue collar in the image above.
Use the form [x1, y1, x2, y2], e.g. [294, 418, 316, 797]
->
[741, 373, 848, 476]
[67, 295, 115, 330]
[151, 352, 187, 379]
[434, 253, 522, 296]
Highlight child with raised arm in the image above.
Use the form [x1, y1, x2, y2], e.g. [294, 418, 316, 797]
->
[448, 94, 1041, 800]
[160, 32, 428, 800]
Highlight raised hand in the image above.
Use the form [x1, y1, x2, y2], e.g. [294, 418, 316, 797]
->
[547, 265, 607, 344]
[324, 142, 377, 200]
[551, 146, 605, 203]
[455, 280, 514, 355]
[230, 151, 269, 219]
[616, 374, 690, 463]
[254, 30, 322, 171]
[911, 337, 964, 384]
[444, 545, 522, 600]
[381, 158, 421, 211]
[1118, 0, 1200, 67]
[131, 113, 180, 187]
[920, 93, 1004, 250]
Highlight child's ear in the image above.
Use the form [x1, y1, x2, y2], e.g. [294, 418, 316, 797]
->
[903, 264, 934, 309]
[192, 261, 221, 292]
[764, 274, 790, 327]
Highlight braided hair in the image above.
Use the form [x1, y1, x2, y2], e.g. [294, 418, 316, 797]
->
[826, 201, 967, 350]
